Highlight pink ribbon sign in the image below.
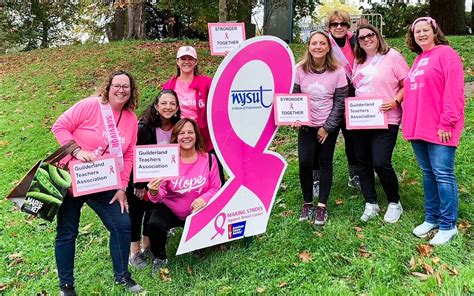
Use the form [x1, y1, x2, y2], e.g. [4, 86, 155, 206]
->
[177, 36, 294, 254]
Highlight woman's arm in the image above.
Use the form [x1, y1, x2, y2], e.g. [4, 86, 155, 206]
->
[323, 84, 348, 133]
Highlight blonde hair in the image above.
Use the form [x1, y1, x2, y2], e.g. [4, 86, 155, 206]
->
[327, 10, 351, 26]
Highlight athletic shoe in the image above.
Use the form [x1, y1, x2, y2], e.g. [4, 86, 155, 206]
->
[115, 272, 143, 293]
[152, 258, 169, 277]
[141, 248, 153, 260]
[360, 203, 380, 222]
[412, 222, 439, 238]
[429, 227, 458, 245]
[59, 284, 77, 296]
[348, 175, 361, 190]
[384, 202, 403, 223]
[313, 180, 320, 198]
[314, 206, 328, 226]
[128, 251, 148, 269]
[298, 203, 315, 221]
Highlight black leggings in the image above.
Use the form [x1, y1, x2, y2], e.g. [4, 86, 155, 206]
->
[147, 203, 185, 260]
[353, 125, 400, 204]
[126, 187, 153, 242]
[298, 126, 339, 204]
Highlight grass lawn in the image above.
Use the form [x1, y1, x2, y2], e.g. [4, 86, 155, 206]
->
[0, 37, 473, 295]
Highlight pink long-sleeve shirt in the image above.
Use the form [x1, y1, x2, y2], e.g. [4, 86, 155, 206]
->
[147, 153, 221, 220]
[51, 96, 138, 186]
[402, 45, 465, 147]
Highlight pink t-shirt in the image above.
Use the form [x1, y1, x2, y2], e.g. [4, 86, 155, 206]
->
[353, 48, 409, 125]
[402, 45, 465, 147]
[156, 127, 172, 144]
[295, 65, 347, 127]
[175, 79, 198, 120]
[147, 153, 221, 220]
[51, 97, 138, 186]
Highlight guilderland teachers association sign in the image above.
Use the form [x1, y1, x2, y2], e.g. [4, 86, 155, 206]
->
[177, 36, 295, 254]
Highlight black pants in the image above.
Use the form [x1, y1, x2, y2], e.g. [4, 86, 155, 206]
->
[298, 126, 339, 204]
[147, 203, 185, 260]
[126, 187, 153, 242]
[353, 124, 400, 204]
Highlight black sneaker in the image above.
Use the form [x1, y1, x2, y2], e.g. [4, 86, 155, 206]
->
[59, 284, 77, 296]
[298, 203, 315, 221]
[115, 272, 143, 293]
[314, 206, 328, 226]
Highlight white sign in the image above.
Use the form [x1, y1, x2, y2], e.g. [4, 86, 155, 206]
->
[345, 97, 388, 130]
[208, 23, 246, 56]
[69, 155, 122, 197]
[273, 93, 310, 126]
[133, 144, 180, 182]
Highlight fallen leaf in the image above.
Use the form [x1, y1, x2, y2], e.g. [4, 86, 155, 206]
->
[357, 234, 365, 239]
[256, 287, 266, 293]
[299, 250, 313, 262]
[314, 231, 323, 237]
[443, 264, 459, 276]
[435, 272, 442, 287]
[353, 226, 363, 232]
[422, 263, 434, 275]
[358, 245, 372, 258]
[278, 282, 287, 288]
[409, 256, 416, 270]
[0, 140, 9, 147]
[0, 283, 7, 291]
[187, 266, 193, 275]
[458, 220, 471, 231]
[80, 223, 93, 234]
[432, 257, 441, 265]
[159, 268, 171, 282]
[280, 183, 287, 190]
[335, 199, 343, 205]
[278, 203, 287, 209]
[416, 244, 433, 257]
[411, 272, 429, 280]
[279, 210, 294, 217]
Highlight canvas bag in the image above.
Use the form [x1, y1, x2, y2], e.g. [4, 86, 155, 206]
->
[6, 140, 78, 222]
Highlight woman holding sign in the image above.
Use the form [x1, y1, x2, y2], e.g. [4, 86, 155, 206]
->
[294, 30, 348, 226]
[51, 71, 142, 294]
[352, 24, 409, 223]
[126, 89, 181, 268]
[146, 118, 221, 276]
[403, 17, 465, 245]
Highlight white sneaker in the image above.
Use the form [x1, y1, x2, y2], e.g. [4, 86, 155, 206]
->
[412, 222, 439, 238]
[429, 227, 458, 245]
[384, 202, 403, 223]
[360, 203, 380, 222]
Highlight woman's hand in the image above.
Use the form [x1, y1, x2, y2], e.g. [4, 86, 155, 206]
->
[291, 120, 302, 129]
[437, 129, 452, 143]
[317, 127, 329, 144]
[74, 149, 96, 163]
[191, 197, 207, 212]
[147, 178, 163, 196]
[134, 188, 146, 199]
[380, 100, 398, 113]
[110, 189, 128, 213]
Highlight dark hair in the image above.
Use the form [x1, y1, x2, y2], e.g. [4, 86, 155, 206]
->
[176, 59, 199, 76]
[354, 24, 389, 64]
[100, 70, 139, 111]
[300, 30, 340, 73]
[139, 89, 181, 128]
[406, 18, 449, 54]
[170, 118, 206, 153]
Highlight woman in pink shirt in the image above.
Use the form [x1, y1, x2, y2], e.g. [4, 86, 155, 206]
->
[146, 118, 221, 276]
[403, 17, 465, 245]
[352, 24, 409, 224]
[126, 89, 181, 268]
[51, 71, 142, 294]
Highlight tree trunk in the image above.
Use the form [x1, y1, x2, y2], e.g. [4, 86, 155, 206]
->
[430, 0, 466, 35]
[219, 0, 227, 22]
[127, 1, 146, 39]
[106, 7, 125, 41]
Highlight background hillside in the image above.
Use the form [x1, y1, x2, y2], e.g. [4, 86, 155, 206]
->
[0, 38, 473, 294]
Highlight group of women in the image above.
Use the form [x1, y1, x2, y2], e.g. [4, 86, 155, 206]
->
[296, 10, 465, 250]
[49, 11, 465, 295]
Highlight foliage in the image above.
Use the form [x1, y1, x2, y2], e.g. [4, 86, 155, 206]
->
[0, 37, 473, 294]
[366, 2, 429, 38]
[314, 0, 361, 24]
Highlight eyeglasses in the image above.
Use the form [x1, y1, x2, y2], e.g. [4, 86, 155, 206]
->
[358, 32, 376, 42]
[111, 84, 130, 91]
[329, 22, 350, 28]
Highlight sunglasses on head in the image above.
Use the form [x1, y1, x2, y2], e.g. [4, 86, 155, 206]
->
[358, 32, 376, 41]
[329, 22, 350, 28]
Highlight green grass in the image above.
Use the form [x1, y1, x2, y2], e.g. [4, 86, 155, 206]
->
[0, 37, 473, 295]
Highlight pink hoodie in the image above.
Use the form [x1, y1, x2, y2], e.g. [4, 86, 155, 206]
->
[51, 97, 138, 186]
[402, 45, 465, 147]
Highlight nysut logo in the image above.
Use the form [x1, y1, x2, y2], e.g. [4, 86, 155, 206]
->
[228, 221, 246, 239]
[230, 86, 273, 110]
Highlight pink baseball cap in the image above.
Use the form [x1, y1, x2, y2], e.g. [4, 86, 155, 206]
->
[176, 46, 197, 59]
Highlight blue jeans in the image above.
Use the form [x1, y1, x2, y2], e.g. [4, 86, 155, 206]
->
[55, 190, 131, 287]
[411, 140, 458, 230]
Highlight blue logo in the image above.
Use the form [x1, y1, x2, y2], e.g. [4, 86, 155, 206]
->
[231, 86, 273, 109]
[227, 221, 246, 239]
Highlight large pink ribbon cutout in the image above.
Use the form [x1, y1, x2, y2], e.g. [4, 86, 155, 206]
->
[185, 40, 293, 242]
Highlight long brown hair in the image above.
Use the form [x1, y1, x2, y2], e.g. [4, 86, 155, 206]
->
[354, 24, 389, 64]
[300, 30, 340, 73]
[170, 118, 206, 153]
[406, 17, 449, 54]
[100, 70, 139, 111]
[139, 89, 181, 128]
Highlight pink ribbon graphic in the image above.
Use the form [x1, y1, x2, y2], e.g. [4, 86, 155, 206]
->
[225, 32, 229, 39]
[109, 165, 115, 174]
[171, 155, 176, 164]
[290, 103, 294, 110]
[211, 212, 226, 240]
[184, 40, 292, 242]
